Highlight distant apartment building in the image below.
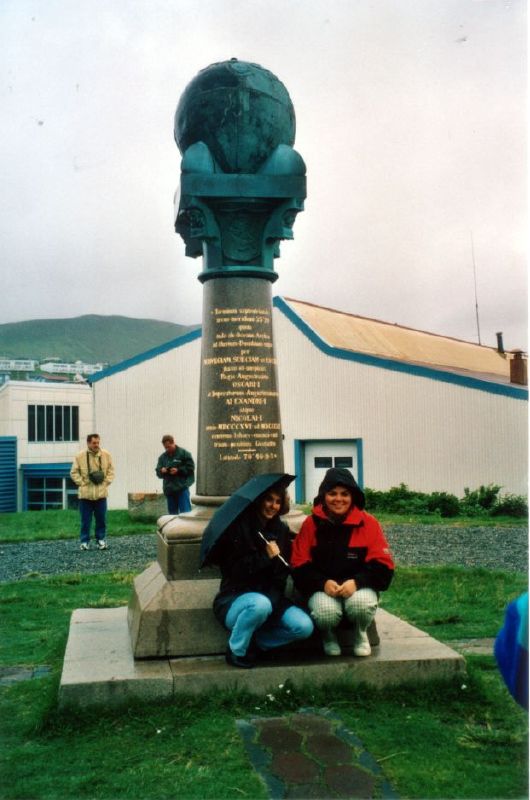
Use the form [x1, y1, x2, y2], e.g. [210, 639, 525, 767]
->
[0, 357, 105, 381]
[40, 361, 106, 376]
[0, 358, 39, 371]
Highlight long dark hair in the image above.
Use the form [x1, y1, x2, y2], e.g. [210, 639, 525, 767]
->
[255, 486, 290, 517]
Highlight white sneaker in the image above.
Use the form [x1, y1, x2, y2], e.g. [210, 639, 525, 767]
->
[80, 543, 89, 551]
[321, 629, 341, 656]
[97, 540, 108, 550]
[353, 628, 371, 657]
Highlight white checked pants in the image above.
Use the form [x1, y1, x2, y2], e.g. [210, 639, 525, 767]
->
[308, 588, 378, 632]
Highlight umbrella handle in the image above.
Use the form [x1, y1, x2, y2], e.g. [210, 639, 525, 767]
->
[257, 530, 290, 568]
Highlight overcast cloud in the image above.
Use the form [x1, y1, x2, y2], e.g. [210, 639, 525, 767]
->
[1, 0, 527, 351]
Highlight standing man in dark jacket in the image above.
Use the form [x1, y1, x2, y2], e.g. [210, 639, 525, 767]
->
[155, 435, 195, 514]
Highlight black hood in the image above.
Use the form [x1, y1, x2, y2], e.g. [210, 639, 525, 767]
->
[314, 467, 365, 510]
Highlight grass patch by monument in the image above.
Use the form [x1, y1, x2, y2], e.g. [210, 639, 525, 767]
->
[0, 510, 153, 543]
[381, 565, 525, 639]
[1, 506, 526, 544]
[0, 566, 527, 799]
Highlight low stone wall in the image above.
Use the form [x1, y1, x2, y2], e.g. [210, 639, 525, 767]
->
[128, 492, 167, 522]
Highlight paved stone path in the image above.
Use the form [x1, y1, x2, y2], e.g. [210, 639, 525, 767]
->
[237, 708, 399, 799]
[0, 524, 526, 583]
[0, 665, 51, 686]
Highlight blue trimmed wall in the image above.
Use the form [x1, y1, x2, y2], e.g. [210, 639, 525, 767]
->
[273, 297, 527, 401]
[90, 297, 526, 401]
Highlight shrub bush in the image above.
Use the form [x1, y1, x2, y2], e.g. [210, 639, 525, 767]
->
[365, 484, 432, 514]
[491, 493, 528, 518]
[460, 484, 502, 516]
[426, 491, 461, 518]
[364, 483, 527, 519]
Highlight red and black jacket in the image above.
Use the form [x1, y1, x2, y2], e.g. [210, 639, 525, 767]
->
[290, 504, 394, 597]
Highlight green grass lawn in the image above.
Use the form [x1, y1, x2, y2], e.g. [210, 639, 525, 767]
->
[0, 509, 154, 543]
[0, 566, 527, 799]
[0, 508, 526, 544]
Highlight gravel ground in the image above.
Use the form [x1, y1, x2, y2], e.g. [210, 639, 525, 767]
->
[0, 524, 527, 583]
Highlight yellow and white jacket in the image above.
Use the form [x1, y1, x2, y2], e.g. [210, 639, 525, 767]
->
[70, 448, 115, 501]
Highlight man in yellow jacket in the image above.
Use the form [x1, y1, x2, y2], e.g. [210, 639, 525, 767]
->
[70, 433, 115, 550]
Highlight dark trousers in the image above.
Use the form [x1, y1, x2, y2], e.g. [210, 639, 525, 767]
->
[79, 498, 107, 543]
[167, 487, 192, 514]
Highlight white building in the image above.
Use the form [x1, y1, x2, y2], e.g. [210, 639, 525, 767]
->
[0, 380, 93, 511]
[90, 297, 528, 509]
[40, 361, 105, 375]
[0, 358, 39, 371]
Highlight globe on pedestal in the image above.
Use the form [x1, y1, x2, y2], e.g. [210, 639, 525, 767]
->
[174, 58, 296, 174]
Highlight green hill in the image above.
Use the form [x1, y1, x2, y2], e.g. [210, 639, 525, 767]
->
[0, 315, 200, 366]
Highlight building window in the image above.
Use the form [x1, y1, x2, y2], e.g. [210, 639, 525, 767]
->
[334, 456, 353, 468]
[28, 405, 79, 442]
[25, 476, 78, 511]
[314, 457, 333, 468]
[27, 477, 63, 510]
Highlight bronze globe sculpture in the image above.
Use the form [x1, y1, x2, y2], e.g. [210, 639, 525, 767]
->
[174, 58, 296, 174]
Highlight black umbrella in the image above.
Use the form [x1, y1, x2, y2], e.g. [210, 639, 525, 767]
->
[199, 472, 295, 567]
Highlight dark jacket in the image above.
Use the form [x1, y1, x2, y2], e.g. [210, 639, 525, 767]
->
[291, 504, 394, 597]
[212, 510, 293, 628]
[155, 446, 195, 496]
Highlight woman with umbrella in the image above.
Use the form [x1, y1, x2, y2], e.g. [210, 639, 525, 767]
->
[291, 467, 394, 658]
[201, 473, 314, 669]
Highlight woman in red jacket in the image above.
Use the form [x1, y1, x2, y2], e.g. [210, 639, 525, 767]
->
[291, 468, 394, 657]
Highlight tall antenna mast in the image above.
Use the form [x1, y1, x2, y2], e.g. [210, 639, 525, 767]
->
[470, 231, 481, 344]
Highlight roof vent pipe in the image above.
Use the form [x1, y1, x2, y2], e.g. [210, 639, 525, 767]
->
[496, 332, 504, 354]
[509, 350, 528, 386]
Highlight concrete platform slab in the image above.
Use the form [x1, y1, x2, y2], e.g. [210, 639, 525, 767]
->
[59, 607, 466, 708]
[59, 607, 174, 708]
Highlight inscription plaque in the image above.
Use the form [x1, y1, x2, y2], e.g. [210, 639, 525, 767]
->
[197, 277, 283, 495]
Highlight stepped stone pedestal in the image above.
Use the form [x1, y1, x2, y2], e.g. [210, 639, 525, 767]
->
[128, 504, 307, 658]
[59, 606, 466, 709]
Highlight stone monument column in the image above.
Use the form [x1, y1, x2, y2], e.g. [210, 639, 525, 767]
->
[197, 277, 284, 496]
[174, 58, 306, 500]
[128, 59, 306, 657]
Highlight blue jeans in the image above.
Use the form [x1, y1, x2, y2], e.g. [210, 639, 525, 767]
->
[225, 592, 314, 657]
[79, 498, 107, 543]
[167, 488, 192, 514]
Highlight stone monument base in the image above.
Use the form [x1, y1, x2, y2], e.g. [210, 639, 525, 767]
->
[59, 606, 466, 708]
[128, 564, 225, 658]
[128, 502, 308, 657]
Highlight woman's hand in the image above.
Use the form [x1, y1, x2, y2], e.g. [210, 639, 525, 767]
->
[324, 579, 341, 597]
[265, 540, 280, 559]
[337, 579, 357, 598]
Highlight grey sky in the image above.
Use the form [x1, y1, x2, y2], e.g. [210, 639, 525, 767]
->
[1, 0, 527, 351]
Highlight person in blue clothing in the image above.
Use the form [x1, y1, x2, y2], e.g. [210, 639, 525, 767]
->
[211, 485, 314, 668]
[155, 435, 195, 514]
[494, 592, 528, 711]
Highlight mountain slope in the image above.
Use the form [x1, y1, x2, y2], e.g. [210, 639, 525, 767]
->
[0, 315, 200, 365]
